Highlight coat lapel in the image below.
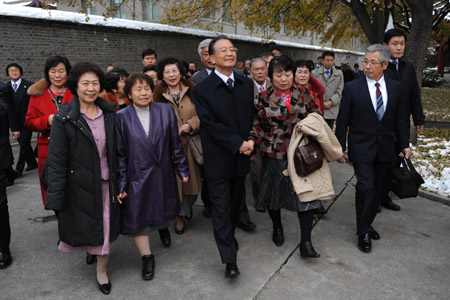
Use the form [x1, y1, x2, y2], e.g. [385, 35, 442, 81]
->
[129, 105, 159, 162]
[359, 77, 378, 118]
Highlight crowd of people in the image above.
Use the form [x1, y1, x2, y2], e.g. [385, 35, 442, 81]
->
[0, 28, 424, 295]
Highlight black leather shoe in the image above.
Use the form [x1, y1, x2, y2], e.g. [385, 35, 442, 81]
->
[358, 233, 372, 253]
[0, 251, 12, 269]
[368, 226, 380, 240]
[381, 201, 401, 211]
[237, 220, 256, 231]
[6, 169, 18, 187]
[142, 254, 155, 280]
[203, 207, 211, 218]
[225, 263, 240, 278]
[174, 227, 185, 235]
[299, 241, 320, 258]
[86, 253, 97, 265]
[25, 164, 38, 172]
[272, 227, 284, 247]
[98, 280, 112, 295]
[158, 228, 171, 247]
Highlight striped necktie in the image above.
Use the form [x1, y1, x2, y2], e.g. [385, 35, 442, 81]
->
[375, 82, 384, 121]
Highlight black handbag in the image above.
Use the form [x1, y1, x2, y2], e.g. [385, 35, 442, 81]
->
[293, 136, 324, 177]
[391, 158, 425, 198]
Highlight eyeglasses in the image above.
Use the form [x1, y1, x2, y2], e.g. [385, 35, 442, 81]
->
[363, 60, 384, 66]
[217, 47, 238, 55]
[163, 69, 180, 75]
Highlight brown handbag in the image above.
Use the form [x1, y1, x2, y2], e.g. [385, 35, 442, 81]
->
[294, 135, 324, 177]
[186, 134, 203, 166]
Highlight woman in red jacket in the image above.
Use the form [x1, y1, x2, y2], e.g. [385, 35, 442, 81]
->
[294, 59, 326, 115]
[25, 56, 74, 205]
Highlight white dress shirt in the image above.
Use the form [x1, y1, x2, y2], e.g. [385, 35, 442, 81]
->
[366, 75, 388, 113]
[253, 79, 266, 91]
[214, 69, 235, 86]
[11, 78, 22, 91]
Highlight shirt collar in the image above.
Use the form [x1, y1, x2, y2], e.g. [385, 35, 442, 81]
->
[206, 68, 213, 75]
[366, 75, 386, 87]
[389, 58, 399, 64]
[253, 79, 266, 90]
[80, 106, 103, 120]
[11, 78, 22, 87]
[214, 69, 235, 85]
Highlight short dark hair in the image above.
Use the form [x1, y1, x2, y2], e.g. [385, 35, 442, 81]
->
[322, 51, 335, 59]
[156, 57, 186, 81]
[208, 35, 231, 56]
[268, 55, 295, 81]
[66, 62, 105, 96]
[124, 73, 155, 100]
[141, 48, 157, 59]
[354, 63, 359, 68]
[294, 59, 314, 73]
[317, 56, 323, 60]
[44, 56, 72, 85]
[6, 63, 23, 76]
[383, 28, 407, 44]
[270, 46, 282, 52]
[260, 51, 274, 60]
[104, 68, 129, 93]
[142, 65, 157, 73]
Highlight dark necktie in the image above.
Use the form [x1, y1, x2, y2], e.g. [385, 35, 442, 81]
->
[375, 82, 384, 121]
[227, 78, 234, 88]
[324, 70, 330, 80]
[12, 82, 18, 93]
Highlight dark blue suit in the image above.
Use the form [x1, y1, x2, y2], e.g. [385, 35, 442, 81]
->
[335, 76, 408, 236]
[193, 71, 253, 264]
[7, 79, 37, 173]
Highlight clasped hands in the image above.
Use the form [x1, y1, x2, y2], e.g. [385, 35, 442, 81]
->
[239, 140, 254, 156]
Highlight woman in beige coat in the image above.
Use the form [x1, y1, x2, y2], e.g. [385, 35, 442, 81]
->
[153, 58, 201, 234]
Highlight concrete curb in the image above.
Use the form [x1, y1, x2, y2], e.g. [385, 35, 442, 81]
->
[419, 189, 450, 206]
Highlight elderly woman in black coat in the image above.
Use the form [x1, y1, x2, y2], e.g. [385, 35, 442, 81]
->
[45, 62, 120, 295]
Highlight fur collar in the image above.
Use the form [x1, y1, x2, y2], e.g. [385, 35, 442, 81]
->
[27, 78, 49, 96]
[153, 78, 195, 103]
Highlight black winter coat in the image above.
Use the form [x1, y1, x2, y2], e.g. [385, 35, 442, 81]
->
[45, 96, 121, 247]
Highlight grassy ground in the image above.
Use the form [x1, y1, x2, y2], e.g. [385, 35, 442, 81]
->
[421, 87, 450, 121]
[410, 87, 450, 197]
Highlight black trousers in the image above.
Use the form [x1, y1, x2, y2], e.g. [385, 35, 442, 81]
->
[207, 176, 245, 264]
[0, 170, 11, 253]
[353, 159, 392, 236]
[202, 167, 251, 224]
[325, 118, 335, 130]
[15, 128, 37, 172]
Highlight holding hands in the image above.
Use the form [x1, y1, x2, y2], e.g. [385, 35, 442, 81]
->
[240, 140, 254, 155]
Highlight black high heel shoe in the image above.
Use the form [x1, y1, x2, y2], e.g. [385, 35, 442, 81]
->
[97, 280, 112, 295]
[299, 241, 320, 258]
[86, 253, 97, 265]
[175, 217, 185, 235]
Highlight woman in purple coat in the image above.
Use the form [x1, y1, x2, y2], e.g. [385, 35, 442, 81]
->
[116, 73, 189, 281]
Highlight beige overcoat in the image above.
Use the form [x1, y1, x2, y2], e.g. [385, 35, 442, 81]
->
[153, 78, 202, 199]
[286, 113, 343, 202]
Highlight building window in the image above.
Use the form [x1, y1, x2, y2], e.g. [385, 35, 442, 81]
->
[142, 0, 159, 21]
[81, 0, 96, 15]
[110, 0, 126, 18]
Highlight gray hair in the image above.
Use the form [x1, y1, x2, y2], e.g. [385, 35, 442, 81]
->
[366, 44, 390, 62]
[250, 57, 267, 70]
[198, 39, 212, 57]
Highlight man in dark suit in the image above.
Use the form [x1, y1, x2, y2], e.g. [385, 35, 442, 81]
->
[6, 63, 37, 176]
[335, 44, 411, 253]
[381, 29, 425, 211]
[193, 35, 254, 278]
[190, 38, 215, 84]
[0, 81, 15, 269]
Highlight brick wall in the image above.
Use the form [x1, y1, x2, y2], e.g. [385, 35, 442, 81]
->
[0, 15, 363, 83]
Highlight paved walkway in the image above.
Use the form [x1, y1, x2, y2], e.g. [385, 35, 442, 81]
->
[1, 145, 449, 300]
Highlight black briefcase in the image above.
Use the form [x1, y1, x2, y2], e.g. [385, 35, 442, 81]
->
[391, 158, 425, 198]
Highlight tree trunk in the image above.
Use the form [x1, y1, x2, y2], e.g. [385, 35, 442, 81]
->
[404, 0, 433, 87]
[404, 0, 433, 145]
